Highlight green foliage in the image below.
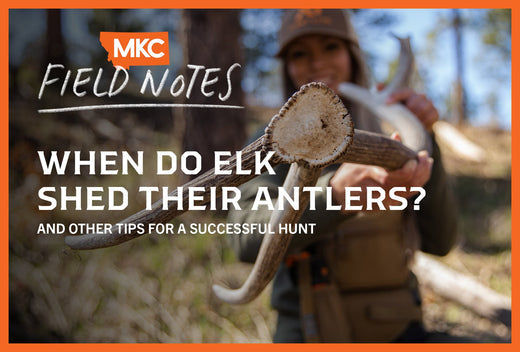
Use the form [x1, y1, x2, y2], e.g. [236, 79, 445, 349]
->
[480, 9, 511, 59]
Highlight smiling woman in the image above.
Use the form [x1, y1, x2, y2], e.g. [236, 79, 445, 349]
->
[228, 9, 460, 343]
[285, 35, 352, 93]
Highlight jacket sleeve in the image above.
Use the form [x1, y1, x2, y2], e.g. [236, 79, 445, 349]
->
[415, 134, 459, 256]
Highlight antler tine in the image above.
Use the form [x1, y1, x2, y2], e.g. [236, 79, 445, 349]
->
[212, 83, 354, 304]
[338, 35, 431, 154]
[65, 136, 282, 250]
[212, 41, 429, 304]
[378, 34, 414, 101]
[65, 81, 425, 307]
[213, 163, 322, 304]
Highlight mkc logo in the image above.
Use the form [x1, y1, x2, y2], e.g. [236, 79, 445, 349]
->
[100, 32, 170, 69]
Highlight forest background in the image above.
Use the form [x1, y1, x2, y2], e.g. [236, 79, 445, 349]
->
[9, 9, 511, 342]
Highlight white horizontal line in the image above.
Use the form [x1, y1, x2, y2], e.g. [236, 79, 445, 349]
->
[38, 103, 245, 113]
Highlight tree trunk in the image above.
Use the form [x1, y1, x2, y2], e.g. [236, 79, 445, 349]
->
[412, 252, 511, 327]
[42, 9, 67, 94]
[45, 9, 67, 65]
[452, 9, 467, 125]
[180, 10, 246, 179]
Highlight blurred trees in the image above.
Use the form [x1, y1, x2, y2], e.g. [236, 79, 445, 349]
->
[8, 8, 512, 343]
[478, 9, 511, 61]
[8, 9, 512, 131]
[425, 9, 510, 126]
[240, 9, 282, 106]
[180, 10, 246, 178]
[45, 10, 67, 67]
[452, 9, 467, 126]
[473, 9, 511, 128]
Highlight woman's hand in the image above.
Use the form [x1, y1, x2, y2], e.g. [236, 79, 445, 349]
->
[329, 135, 433, 214]
[385, 87, 439, 132]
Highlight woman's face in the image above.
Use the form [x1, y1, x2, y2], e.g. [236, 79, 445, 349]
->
[285, 34, 352, 94]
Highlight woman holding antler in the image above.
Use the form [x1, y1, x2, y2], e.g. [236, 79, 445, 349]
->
[228, 9, 461, 343]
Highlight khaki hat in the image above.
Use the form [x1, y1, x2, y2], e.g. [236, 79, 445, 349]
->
[277, 9, 360, 57]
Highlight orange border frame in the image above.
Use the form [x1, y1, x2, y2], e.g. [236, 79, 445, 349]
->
[3, 1, 517, 351]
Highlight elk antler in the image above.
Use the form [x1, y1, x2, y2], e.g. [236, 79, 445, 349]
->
[212, 37, 425, 304]
[213, 163, 322, 304]
[65, 136, 281, 250]
[211, 81, 420, 304]
[65, 36, 424, 306]
[65, 83, 416, 251]
[65, 82, 419, 301]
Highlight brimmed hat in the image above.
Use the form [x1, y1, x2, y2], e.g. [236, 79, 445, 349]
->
[277, 9, 360, 57]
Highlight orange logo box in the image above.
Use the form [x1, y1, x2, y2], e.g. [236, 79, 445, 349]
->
[99, 32, 170, 69]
